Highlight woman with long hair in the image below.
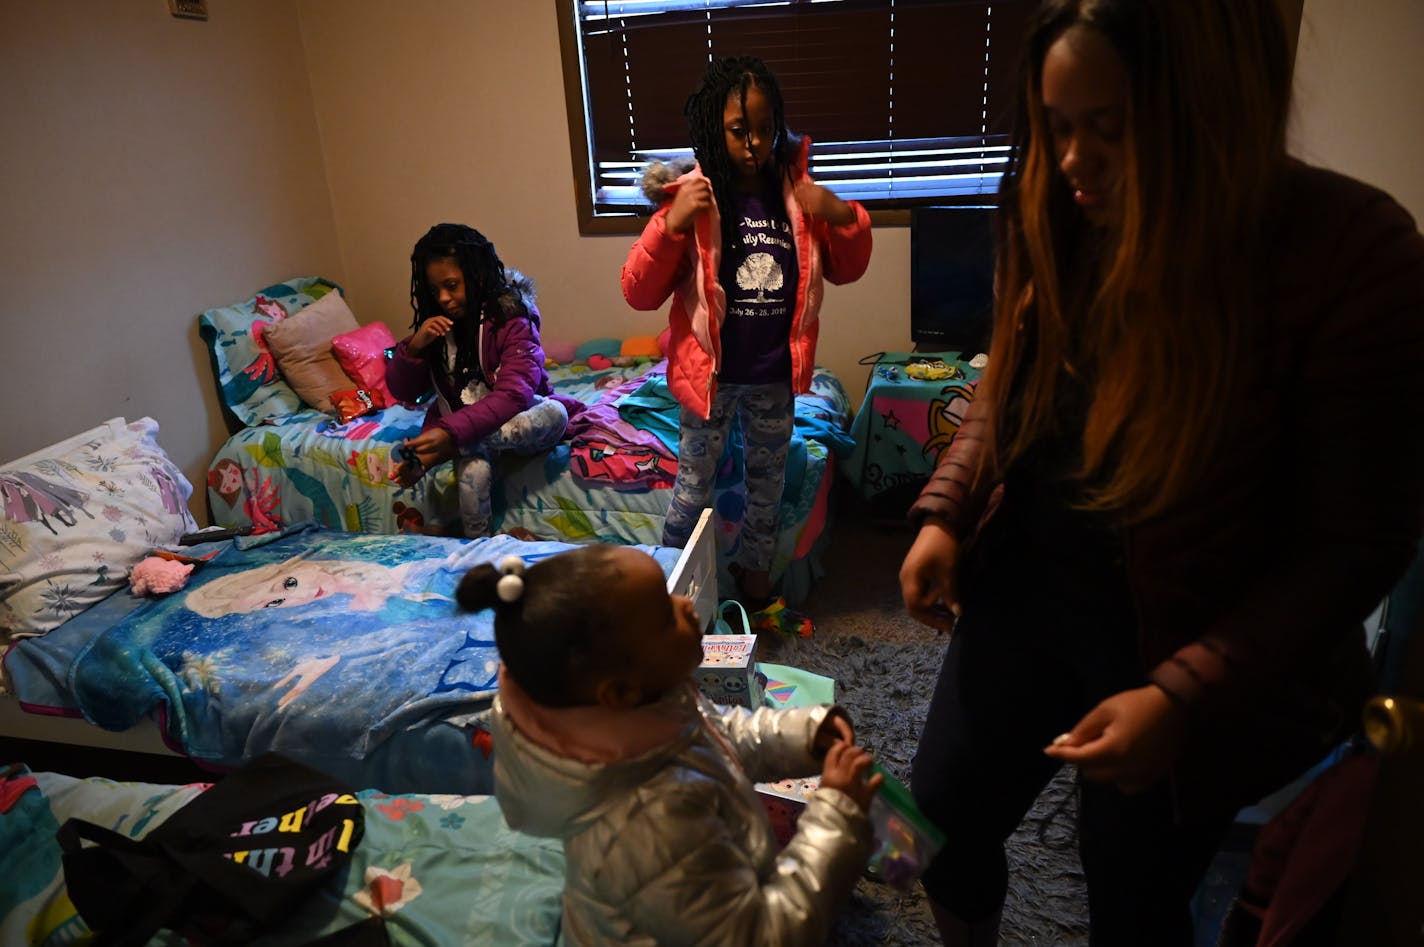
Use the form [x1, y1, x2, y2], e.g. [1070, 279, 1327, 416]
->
[899, 1, 1424, 943]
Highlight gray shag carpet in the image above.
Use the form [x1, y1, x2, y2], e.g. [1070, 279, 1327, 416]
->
[768, 494, 1091, 946]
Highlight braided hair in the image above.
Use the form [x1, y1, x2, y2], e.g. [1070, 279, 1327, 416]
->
[409, 223, 527, 388]
[456, 545, 628, 707]
[683, 56, 797, 254]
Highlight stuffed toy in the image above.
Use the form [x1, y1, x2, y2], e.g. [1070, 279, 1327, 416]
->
[129, 556, 194, 595]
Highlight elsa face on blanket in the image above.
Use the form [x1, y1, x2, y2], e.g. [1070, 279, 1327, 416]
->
[185, 557, 447, 619]
[457, 543, 884, 945]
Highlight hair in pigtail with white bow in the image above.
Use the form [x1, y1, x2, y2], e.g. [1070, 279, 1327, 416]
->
[456, 545, 629, 708]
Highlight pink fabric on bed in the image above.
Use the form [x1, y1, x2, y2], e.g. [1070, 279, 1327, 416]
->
[331, 322, 398, 404]
[565, 363, 678, 488]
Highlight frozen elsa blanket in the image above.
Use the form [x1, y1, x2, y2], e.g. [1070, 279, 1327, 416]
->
[8, 524, 676, 769]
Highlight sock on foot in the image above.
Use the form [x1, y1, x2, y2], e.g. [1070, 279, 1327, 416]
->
[749, 598, 815, 639]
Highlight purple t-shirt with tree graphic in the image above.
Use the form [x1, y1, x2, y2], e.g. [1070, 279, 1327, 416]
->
[718, 191, 798, 384]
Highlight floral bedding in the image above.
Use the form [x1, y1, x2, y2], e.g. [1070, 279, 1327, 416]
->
[0, 765, 564, 946]
[205, 359, 647, 537]
[206, 356, 853, 593]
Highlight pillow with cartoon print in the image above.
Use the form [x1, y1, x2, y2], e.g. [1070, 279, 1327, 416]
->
[0, 417, 199, 642]
[198, 276, 343, 428]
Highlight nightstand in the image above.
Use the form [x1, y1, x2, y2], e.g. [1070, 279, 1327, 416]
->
[842, 351, 982, 514]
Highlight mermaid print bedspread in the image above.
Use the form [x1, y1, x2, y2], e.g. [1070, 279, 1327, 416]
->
[493, 366, 854, 577]
[207, 404, 462, 537]
[21, 525, 677, 768]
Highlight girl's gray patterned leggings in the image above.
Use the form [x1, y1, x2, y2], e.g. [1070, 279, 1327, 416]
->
[456, 397, 568, 537]
[663, 381, 793, 573]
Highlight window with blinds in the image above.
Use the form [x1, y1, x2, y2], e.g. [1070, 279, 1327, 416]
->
[557, 0, 1035, 233]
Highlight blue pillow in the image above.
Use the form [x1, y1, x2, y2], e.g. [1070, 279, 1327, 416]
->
[573, 337, 623, 361]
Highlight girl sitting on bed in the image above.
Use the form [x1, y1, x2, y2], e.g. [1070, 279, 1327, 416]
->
[387, 223, 582, 537]
[458, 544, 881, 946]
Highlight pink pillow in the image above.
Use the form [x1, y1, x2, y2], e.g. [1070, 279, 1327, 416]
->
[544, 340, 578, 364]
[331, 321, 398, 403]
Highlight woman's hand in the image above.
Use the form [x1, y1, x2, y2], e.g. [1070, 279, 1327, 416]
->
[1043, 685, 1186, 793]
[410, 316, 454, 356]
[794, 180, 856, 226]
[899, 519, 962, 633]
[819, 739, 884, 813]
[666, 177, 713, 234]
[390, 428, 457, 487]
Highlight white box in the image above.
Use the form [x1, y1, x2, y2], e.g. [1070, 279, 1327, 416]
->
[697, 634, 764, 708]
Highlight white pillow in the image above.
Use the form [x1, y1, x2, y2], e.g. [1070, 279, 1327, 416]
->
[0, 417, 199, 641]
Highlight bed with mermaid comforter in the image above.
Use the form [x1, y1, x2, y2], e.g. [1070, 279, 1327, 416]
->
[199, 278, 853, 603]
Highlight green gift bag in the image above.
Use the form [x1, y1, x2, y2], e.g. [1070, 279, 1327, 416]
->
[756, 661, 836, 709]
[712, 600, 831, 706]
[714, 600, 836, 708]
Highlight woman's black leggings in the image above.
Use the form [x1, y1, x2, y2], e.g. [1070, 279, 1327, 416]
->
[910, 608, 1236, 946]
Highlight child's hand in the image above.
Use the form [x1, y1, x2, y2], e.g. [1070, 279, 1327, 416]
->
[813, 711, 854, 758]
[390, 430, 456, 486]
[391, 457, 423, 488]
[666, 177, 713, 234]
[819, 740, 884, 812]
[794, 180, 856, 226]
[411, 316, 455, 355]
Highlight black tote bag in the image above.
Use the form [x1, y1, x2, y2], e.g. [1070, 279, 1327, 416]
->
[58, 752, 368, 946]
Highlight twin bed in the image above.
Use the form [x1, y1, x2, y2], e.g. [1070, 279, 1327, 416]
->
[199, 277, 853, 603]
[0, 274, 825, 943]
[0, 434, 717, 942]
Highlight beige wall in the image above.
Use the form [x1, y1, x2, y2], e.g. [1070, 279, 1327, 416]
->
[1291, 0, 1424, 221]
[2, 0, 1419, 527]
[296, 0, 905, 412]
[0, 0, 342, 521]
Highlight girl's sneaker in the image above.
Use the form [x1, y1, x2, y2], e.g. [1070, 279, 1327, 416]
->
[749, 598, 814, 639]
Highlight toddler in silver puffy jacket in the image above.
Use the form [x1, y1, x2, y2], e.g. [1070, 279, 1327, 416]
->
[456, 543, 882, 947]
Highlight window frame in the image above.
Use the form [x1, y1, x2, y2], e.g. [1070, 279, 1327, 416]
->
[557, 0, 1307, 237]
[556, 0, 1025, 235]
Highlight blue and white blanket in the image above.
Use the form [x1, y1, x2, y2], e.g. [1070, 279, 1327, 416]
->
[5, 525, 679, 782]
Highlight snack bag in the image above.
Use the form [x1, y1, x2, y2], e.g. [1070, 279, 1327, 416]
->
[865, 763, 946, 890]
[330, 387, 386, 423]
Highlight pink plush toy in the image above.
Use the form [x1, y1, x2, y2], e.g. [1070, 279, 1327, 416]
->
[129, 556, 194, 596]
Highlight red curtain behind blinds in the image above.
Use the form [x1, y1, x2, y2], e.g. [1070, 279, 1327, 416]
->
[581, 1, 1033, 171]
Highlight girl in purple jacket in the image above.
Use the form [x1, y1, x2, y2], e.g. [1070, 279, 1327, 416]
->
[387, 224, 574, 537]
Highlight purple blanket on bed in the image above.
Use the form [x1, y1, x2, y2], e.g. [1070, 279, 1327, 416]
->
[565, 362, 678, 488]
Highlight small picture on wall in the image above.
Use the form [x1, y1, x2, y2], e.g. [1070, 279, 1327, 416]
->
[167, 0, 208, 20]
